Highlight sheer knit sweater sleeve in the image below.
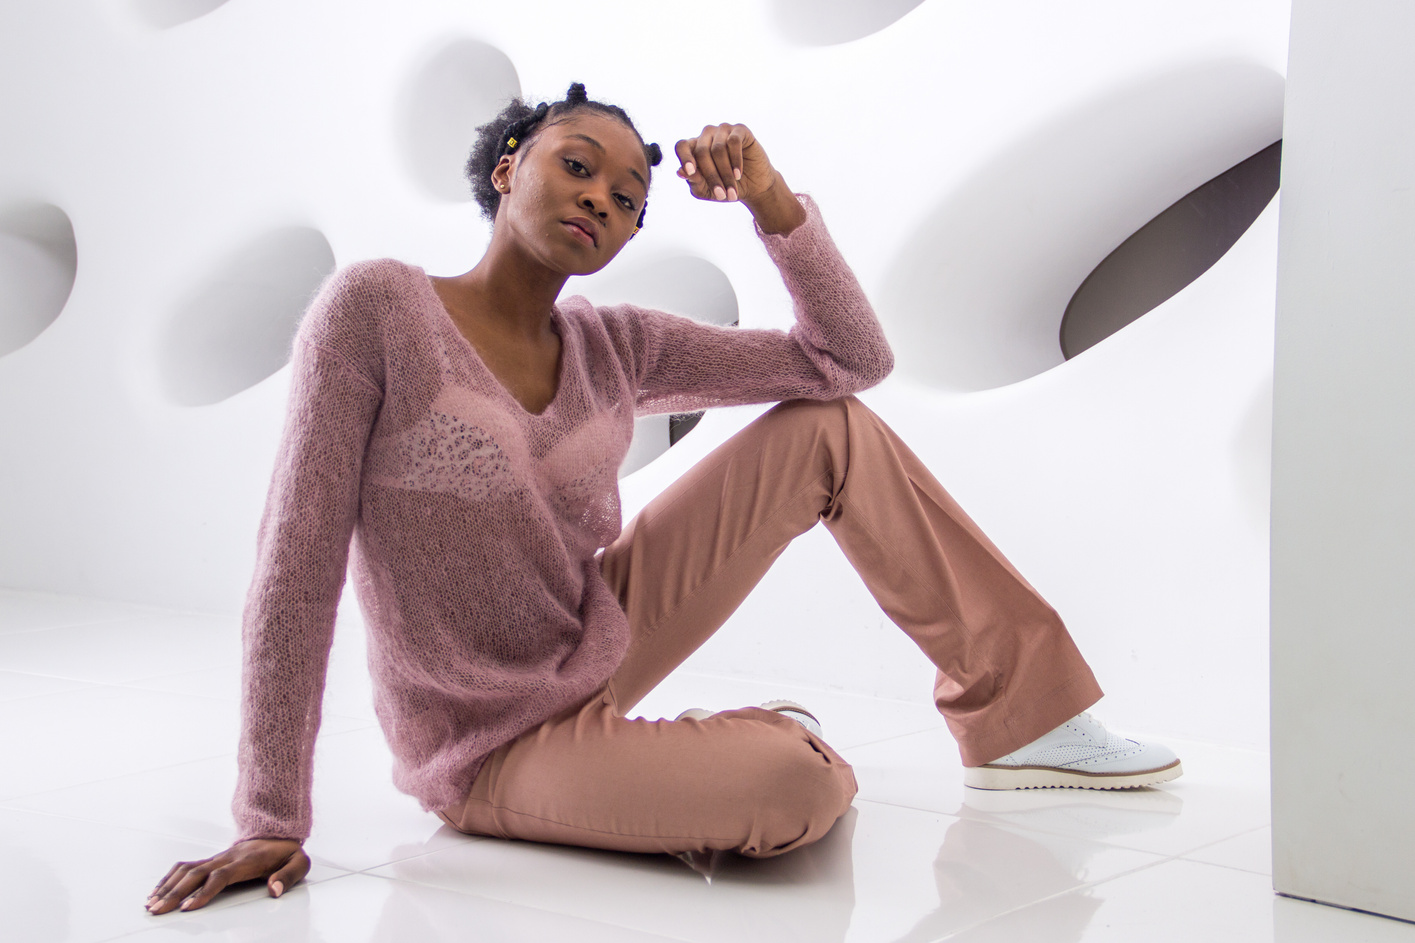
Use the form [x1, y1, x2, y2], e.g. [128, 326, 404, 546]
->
[231, 264, 385, 844]
[596, 193, 894, 416]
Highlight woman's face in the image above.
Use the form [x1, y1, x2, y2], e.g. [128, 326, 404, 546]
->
[493, 112, 651, 277]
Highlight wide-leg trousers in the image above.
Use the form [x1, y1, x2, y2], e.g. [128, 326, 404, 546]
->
[435, 397, 1103, 857]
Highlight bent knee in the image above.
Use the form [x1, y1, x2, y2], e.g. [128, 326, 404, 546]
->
[735, 729, 857, 857]
[767, 395, 856, 431]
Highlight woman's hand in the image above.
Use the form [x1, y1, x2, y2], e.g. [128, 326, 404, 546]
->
[145, 838, 309, 915]
[675, 123, 806, 234]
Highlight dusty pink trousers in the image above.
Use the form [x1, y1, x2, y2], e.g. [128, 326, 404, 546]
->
[436, 397, 1102, 857]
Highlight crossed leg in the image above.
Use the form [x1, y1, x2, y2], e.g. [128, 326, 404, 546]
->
[436, 397, 1102, 856]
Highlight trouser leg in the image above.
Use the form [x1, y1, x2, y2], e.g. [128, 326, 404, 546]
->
[599, 396, 1101, 766]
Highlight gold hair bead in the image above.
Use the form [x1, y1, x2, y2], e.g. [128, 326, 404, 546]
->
[507, 137, 518, 150]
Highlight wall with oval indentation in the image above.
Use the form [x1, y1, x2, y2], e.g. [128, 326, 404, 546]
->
[398, 38, 520, 203]
[0, 0, 1291, 749]
[0, 201, 76, 358]
[158, 226, 335, 406]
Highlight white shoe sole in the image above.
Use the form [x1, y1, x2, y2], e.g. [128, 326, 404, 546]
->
[756, 699, 820, 724]
[673, 700, 823, 736]
[964, 759, 1183, 791]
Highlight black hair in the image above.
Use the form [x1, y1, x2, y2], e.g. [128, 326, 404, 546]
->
[465, 82, 663, 231]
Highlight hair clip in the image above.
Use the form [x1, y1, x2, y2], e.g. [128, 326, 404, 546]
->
[507, 137, 518, 151]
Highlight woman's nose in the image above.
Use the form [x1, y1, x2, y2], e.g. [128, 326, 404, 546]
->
[580, 194, 609, 218]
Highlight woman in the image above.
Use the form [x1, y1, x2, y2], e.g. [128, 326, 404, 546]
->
[146, 83, 1180, 916]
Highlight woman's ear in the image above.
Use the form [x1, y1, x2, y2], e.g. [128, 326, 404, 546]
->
[491, 154, 515, 196]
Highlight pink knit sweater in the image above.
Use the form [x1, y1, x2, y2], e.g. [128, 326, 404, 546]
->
[232, 194, 894, 842]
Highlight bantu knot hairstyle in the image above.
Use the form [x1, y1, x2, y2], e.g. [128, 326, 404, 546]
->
[465, 82, 663, 230]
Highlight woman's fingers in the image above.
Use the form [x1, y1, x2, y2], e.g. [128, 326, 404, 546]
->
[267, 848, 312, 898]
[698, 124, 734, 201]
[180, 864, 241, 912]
[708, 125, 746, 199]
[674, 137, 697, 180]
[148, 862, 213, 914]
[675, 125, 760, 203]
[149, 861, 186, 901]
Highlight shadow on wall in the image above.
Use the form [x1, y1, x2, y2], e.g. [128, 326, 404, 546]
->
[157, 226, 336, 407]
[768, 0, 928, 45]
[129, 0, 230, 29]
[0, 201, 77, 359]
[398, 38, 521, 203]
[876, 59, 1284, 393]
[567, 255, 739, 477]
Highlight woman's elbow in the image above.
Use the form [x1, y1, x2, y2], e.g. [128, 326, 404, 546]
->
[852, 340, 895, 390]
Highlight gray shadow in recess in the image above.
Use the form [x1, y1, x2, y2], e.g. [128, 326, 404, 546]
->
[1061, 140, 1282, 358]
[768, 0, 928, 45]
[130, 0, 231, 29]
[0, 201, 78, 358]
[399, 38, 521, 202]
[159, 226, 335, 406]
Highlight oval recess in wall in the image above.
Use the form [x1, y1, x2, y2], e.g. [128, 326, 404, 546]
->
[1060, 140, 1281, 359]
[568, 255, 739, 477]
[129, 0, 231, 29]
[158, 226, 336, 406]
[398, 38, 520, 202]
[0, 201, 77, 359]
[875, 60, 1285, 393]
[768, 0, 927, 45]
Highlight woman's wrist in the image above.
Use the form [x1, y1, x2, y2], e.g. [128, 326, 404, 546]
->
[745, 173, 806, 235]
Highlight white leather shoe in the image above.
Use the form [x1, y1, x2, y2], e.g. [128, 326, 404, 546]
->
[675, 699, 823, 738]
[964, 711, 1182, 790]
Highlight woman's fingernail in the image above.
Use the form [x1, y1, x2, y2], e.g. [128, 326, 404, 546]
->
[272, 881, 284, 898]
[713, 186, 726, 201]
[727, 187, 738, 201]
[179, 898, 194, 911]
[685, 161, 695, 176]
[734, 168, 742, 180]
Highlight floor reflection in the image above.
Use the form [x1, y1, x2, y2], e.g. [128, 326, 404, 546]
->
[892, 788, 1183, 942]
[369, 809, 858, 943]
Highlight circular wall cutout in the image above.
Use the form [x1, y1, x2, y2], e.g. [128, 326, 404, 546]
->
[159, 226, 336, 406]
[876, 60, 1285, 393]
[768, 0, 927, 45]
[0, 201, 77, 359]
[129, 0, 231, 29]
[398, 38, 520, 202]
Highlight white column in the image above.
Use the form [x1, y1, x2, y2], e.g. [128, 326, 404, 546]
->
[1271, 0, 1415, 921]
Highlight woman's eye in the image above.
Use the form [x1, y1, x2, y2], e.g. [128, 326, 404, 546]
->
[566, 159, 589, 175]
[617, 195, 636, 211]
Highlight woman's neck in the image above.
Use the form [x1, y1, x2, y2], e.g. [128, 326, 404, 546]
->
[449, 236, 567, 341]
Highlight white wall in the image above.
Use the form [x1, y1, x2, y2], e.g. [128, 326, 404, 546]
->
[0, 0, 1289, 749]
[1270, 0, 1415, 921]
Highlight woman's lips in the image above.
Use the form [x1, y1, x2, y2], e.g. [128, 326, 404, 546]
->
[562, 219, 597, 247]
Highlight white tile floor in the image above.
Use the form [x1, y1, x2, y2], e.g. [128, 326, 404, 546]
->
[2, 588, 1412, 943]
